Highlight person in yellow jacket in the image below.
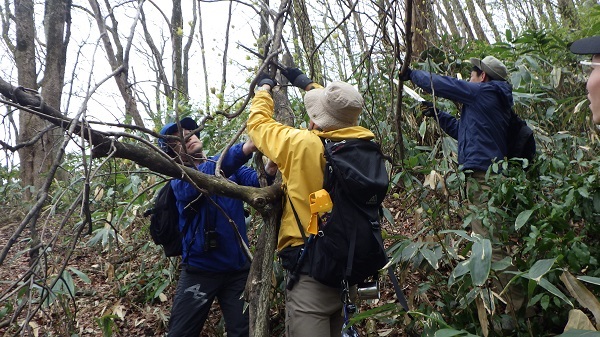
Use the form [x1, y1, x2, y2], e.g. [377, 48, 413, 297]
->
[247, 69, 373, 337]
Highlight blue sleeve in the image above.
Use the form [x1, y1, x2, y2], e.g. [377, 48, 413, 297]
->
[198, 143, 252, 178]
[232, 165, 260, 187]
[171, 143, 252, 202]
[410, 70, 482, 105]
[435, 110, 459, 139]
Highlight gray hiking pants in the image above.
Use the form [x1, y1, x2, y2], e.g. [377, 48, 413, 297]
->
[285, 274, 344, 337]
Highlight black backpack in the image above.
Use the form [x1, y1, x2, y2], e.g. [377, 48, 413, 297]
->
[507, 110, 536, 162]
[144, 182, 195, 257]
[307, 138, 389, 287]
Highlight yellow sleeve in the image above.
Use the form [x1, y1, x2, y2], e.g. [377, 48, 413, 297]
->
[247, 90, 317, 174]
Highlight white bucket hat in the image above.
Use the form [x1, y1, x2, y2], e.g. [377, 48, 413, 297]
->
[304, 81, 363, 131]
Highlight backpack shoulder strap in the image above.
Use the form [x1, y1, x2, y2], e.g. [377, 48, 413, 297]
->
[287, 194, 308, 244]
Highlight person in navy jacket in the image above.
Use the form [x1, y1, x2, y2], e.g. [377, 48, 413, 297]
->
[402, 56, 513, 173]
[402, 57, 531, 319]
[158, 117, 276, 337]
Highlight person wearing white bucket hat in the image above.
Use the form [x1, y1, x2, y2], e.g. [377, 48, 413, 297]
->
[247, 70, 374, 336]
[570, 35, 600, 124]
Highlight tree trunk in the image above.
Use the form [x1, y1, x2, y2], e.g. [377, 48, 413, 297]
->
[196, 0, 211, 114]
[42, 0, 70, 181]
[346, 0, 368, 53]
[558, 0, 580, 29]
[140, 8, 172, 106]
[88, 0, 144, 127]
[533, 0, 549, 29]
[474, 0, 501, 42]
[464, 0, 489, 43]
[412, 0, 433, 58]
[499, 0, 518, 37]
[293, 0, 323, 83]
[182, 0, 196, 103]
[15, 0, 39, 202]
[450, 0, 475, 41]
[437, 1, 461, 39]
[171, 0, 184, 101]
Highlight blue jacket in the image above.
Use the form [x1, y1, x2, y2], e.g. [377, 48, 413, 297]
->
[410, 69, 513, 172]
[171, 143, 260, 272]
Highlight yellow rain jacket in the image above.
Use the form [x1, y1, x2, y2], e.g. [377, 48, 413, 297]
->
[247, 89, 375, 250]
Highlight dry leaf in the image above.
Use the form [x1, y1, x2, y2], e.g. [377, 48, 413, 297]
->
[112, 303, 126, 320]
[476, 296, 490, 337]
[564, 309, 597, 332]
[560, 271, 600, 330]
[28, 321, 40, 337]
[106, 262, 114, 282]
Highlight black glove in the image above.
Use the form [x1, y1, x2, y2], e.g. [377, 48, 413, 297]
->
[281, 67, 313, 89]
[420, 101, 435, 117]
[399, 67, 412, 81]
[256, 72, 276, 87]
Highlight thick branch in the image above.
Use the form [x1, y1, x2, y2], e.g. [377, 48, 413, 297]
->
[0, 76, 280, 211]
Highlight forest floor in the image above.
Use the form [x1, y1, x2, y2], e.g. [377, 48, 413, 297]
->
[0, 196, 421, 337]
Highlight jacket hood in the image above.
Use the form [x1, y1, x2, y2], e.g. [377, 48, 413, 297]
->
[490, 80, 514, 109]
[312, 125, 375, 141]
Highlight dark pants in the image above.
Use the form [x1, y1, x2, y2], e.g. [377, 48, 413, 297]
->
[167, 266, 250, 337]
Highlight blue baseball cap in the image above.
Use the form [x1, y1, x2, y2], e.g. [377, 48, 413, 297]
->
[158, 117, 200, 154]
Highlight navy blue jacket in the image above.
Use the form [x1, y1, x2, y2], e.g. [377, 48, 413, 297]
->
[410, 69, 513, 172]
[171, 143, 259, 272]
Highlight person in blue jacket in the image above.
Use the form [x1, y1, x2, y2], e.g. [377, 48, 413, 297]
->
[402, 56, 513, 173]
[158, 117, 276, 337]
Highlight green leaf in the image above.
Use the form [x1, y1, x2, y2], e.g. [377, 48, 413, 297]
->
[419, 120, 427, 139]
[541, 294, 550, 310]
[439, 229, 476, 242]
[68, 267, 91, 284]
[421, 248, 440, 270]
[527, 258, 556, 282]
[565, 188, 575, 206]
[381, 206, 395, 226]
[539, 277, 573, 307]
[578, 276, 600, 286]
[153, 280, 171, 299]
[433, 329, 470, 337]
[449, 260, 470, 286]
[578, 186, 590, 199]
[555, 330, 600, 337]
[491, 257, 512, 271]
[348, 303, 398, 325]
[469, 238, 492, 286]
[515, 209, 534, 230]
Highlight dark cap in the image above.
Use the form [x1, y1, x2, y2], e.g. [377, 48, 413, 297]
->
[158, 117, 199, 154]
[570, 36, 600, 55]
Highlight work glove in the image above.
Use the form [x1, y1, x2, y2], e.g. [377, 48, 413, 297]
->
[399, 67, 412, 81]
[281, 67, 313, 89]
[420, 101, 436, 117]
[256, 72, 276, 88]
